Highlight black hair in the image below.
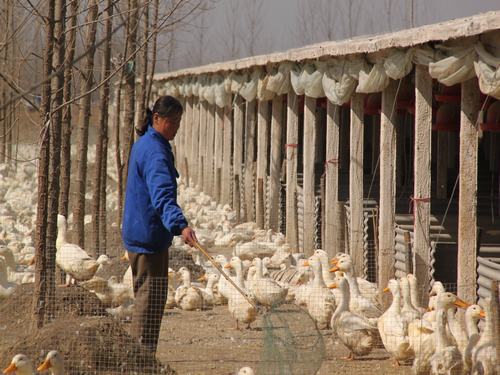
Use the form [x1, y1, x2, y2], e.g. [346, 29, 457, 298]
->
[135, 95, 184, 136]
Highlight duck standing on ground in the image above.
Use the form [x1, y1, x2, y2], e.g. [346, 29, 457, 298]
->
[329, 277, 378, 360]
[3, 354, 35, 375]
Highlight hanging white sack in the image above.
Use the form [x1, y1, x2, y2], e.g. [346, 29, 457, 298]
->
[230, 71, 247, 94]
[214, 75, 231, 108]
[301, 61, 326, 98]
[356, 62, 389, 93]
[191, 77, 201, 98]
[266, 62, 292, 95]
[474, 42, 500, 100]
[322, 59, 359, 105]
[290, 63, 305, 95]
[239, 69, 260, 102]
[429, 43, 476, 86]
[384, 48, 414, 80]
[203, 76, 216, 105]
[257, 67, 275, 101]
[184, 77, 193, 97]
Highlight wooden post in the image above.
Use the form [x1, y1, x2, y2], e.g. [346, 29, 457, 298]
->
[185, 96, 194, 185]
[205, 104, 215, 196]
[198, 101, 207, 191]
[286, 91, 299, 250]
[325, 101, 341, 258]
[436, 132, 448, 199]
[190, 97, 200, 187]
[245, 100, 257, 222]
[413, 65, 432, 303]
[222, 100, 233, 205]
[490, 280, 500, 373]
[457, 78, 479, 304]
[269, 95, 283, 232]
[350, 93, 365, 277]
[303, 96, 317, 255]
[214, 106, 224, 202]
[256, 100, 269, 228]
[233, 95, 244, 220]
[378, 80, 397, 304]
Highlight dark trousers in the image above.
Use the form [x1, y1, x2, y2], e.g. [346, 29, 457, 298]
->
[128, 249, 169, 354]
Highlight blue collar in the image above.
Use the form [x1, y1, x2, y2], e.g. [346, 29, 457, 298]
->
[147, 125, 172, 150]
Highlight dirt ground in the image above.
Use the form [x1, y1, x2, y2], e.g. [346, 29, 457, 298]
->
[2, 106, 413, 374]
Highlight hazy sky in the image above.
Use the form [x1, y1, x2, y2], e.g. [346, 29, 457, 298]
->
[160, 0, 500, 72]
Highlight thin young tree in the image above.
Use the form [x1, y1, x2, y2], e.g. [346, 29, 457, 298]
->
[92, 0, 114, 256]
[59, 0, 78, 219]
[135, 1, 149, 135]
[145, 0, 159, 106]
[33, 0, 56, 329]
[45, 0, 66, 319]
[72, 0, 99, 248]
[243, 0, 264, 57]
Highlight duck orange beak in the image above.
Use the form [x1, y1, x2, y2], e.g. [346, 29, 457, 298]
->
[327, 283, 337, 289]
[426, 307, 434, 312]
[3, 363, 17, 374]
[479, 310, 486, 318]
[37, 359, 52, 372]
[197, 275, 208, 282]
[329, 266, 339, 273]
[120, 253, 128, 262]
[224, 263, 232, 269]
[330, 259, 338, 265]
[303, 260, 310, 267]
[29, 257, 36, 266]
[383, 287, 390, 293]
[453, 298, 470, 309]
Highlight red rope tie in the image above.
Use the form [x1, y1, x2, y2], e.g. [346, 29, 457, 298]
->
[409, 196, 431, 222]
[322, 158, 340, 177]
[284, 143, 298, 149]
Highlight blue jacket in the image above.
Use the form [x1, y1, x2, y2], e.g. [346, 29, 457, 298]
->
[122, 125, 188, 254]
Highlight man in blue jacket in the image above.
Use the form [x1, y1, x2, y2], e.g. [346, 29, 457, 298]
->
[122, 95, 197, 355]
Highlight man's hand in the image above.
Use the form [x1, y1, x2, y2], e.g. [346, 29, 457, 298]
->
[181, 227, 198, 248]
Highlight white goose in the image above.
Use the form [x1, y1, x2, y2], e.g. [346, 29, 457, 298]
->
[56, 214, 99, 284]
[3, 354, 35, 375]
[399, 276, 422, 326]
[250, 257, 287, 308]
[329, 277, 378, 360]
[471, 297, 497, 375]
[463, 304, 485, 373]
[407, 274, 426, 314]
[304, 255, 336, 329]
[377, 279, 414, 366]
[175, 267, 203, 311]
[429, 292, 465, 375]
[224, 256, 257, 330]
[0, 256, 15, 299]
[37, 350, 64, 375]
[197, 273, 220, 308]
[331, 253, 379, 298]
[330, 258, 382, 320]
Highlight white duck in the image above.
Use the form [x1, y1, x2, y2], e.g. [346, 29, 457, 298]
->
[331, 253, 379, 298]
[429, 292, 465, 375]
[330, 258, 382, 320]
[224, 256, 257, 330]
[165, 268, 177, 309]
[471, 297, 497, 375]
[407, 273, 426, 314]
[329, 277, 378, 360]
[197, 273, 220, 308]
[3, 354, 35, 375]
[237, 366, 255, 375]
[37, 350, 64, 375]
[377, 279, 414, 366]
[463, 304, 485, 373]
[56, 214, 99, 284]
[304, 255, 336, 329]
[250, 257, 287, 308]
[399, 276, 422, 325]
[0, 256, 15, 299]
[175, 267, 203, 311]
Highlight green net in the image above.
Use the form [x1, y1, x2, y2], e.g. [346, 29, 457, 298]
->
[258, 304, 325, 375]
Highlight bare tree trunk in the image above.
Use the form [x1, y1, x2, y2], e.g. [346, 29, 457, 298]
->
[136, 2, 149, 131]
[33, 0, 55, 329]
[92, 0, 113, 257]
[59, 0, 78, 219]
[121, 0, 139, 194]
[146, 0, 159, 106]
[0, 0, 12, 165]
[72, 0, 99, 248]
[115, 83, 124, 227]
[45, 0, 66, 320]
